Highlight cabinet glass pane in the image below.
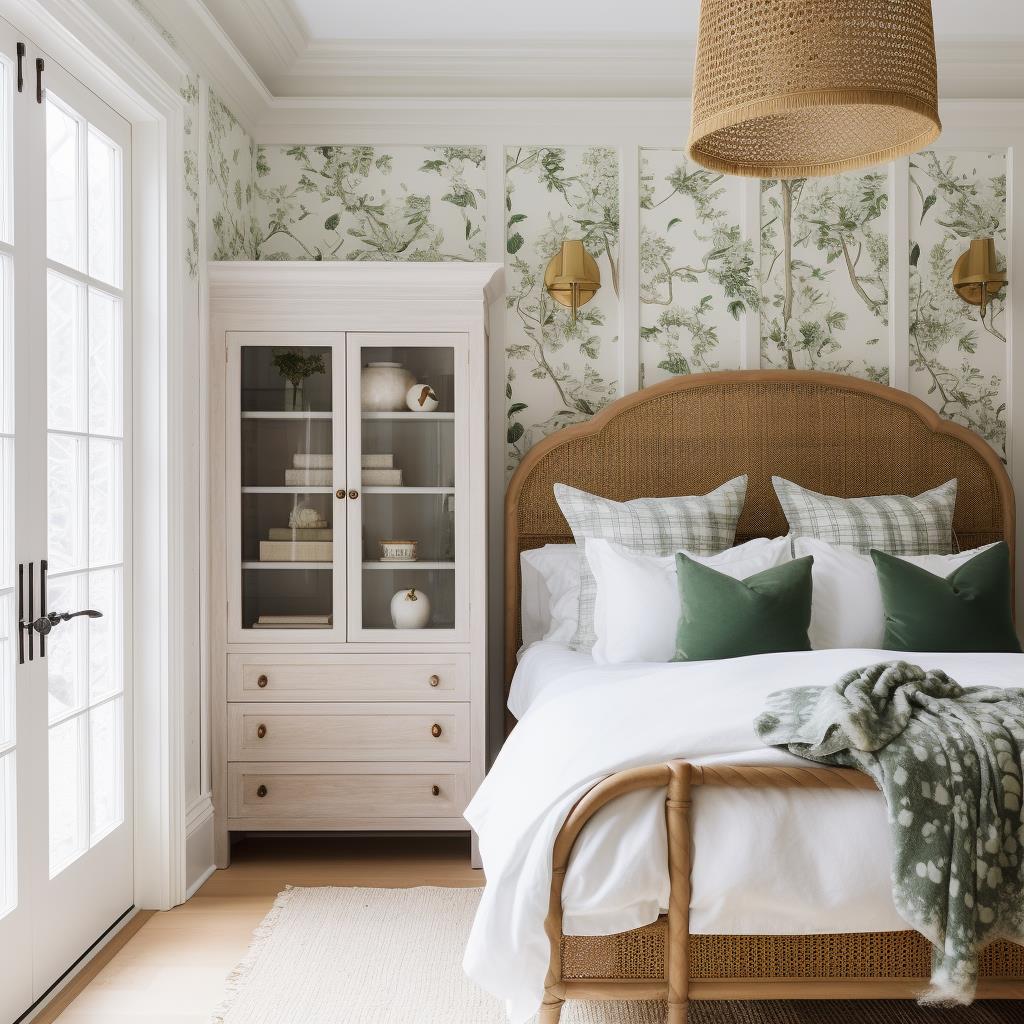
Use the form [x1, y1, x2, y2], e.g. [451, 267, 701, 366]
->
[240, 346, 334, 631]
[358, 345, 456, 633]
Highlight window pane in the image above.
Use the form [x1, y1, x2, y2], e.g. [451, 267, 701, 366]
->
[0, 592, 12, 748]
[0, 53, 10, 246]
[88, 568, 122, 703]
[89, 698, 122, 842]
[48, 432, 86, 573]
[0, 752, 14, 920]
[47, 271, 87, 433]
[87, 129, 120, 287]
[0, 438, 11, 594]
[49, 715, 87, 875]
[88, 289, 122, 436]
[88, 438, 122, 566]
[46, 97, 81, 270]
[0, 254, 11, 437]
[47, 573, 88, 723]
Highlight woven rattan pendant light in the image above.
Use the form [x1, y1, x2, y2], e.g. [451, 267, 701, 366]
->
[688, 0, 941, 178]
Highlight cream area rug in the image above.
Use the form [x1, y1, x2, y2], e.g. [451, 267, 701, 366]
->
[211, 886, 1023, 1024]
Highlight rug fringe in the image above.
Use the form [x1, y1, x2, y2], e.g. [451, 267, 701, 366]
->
[209, 884, 298, 1024]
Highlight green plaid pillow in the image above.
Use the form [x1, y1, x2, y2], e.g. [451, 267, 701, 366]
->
[555, 476, 747, 653]
[773, 476, 957, 555]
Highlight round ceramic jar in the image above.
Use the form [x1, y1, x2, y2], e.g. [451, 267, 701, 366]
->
[361, 362, 416, 412]
[390, 588, 431, 629]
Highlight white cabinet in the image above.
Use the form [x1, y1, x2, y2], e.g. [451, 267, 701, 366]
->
[209, 263, 501, 866]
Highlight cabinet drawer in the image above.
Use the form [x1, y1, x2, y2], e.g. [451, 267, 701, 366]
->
[227, 702, 470, 762]
[228, 762, 471, 822]
[228, 653, 470, 702]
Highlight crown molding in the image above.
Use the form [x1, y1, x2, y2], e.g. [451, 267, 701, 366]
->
[135, 0, 272, 132]
[201, 0, 307, 86]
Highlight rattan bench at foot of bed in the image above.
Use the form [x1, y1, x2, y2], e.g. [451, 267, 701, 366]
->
[538, 762, 1024, 1024]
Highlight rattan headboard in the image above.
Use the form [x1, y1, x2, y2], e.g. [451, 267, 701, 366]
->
[504, 369, 1015, 726]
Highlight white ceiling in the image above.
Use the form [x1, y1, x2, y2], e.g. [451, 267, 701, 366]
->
[288, 0, 1024, 41]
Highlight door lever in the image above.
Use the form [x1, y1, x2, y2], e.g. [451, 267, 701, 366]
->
[29, 609, 103, 636]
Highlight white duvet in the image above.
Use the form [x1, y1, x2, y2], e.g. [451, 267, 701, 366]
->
[463, 644, 1024, 1023]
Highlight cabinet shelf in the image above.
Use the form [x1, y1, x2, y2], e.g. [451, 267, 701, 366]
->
[362, 486, 454, 495]
[361, 561, 455, 571]
[241, 486, 333, 494]
[361, 412, 455, 421]
[243, 561, 332, 570]
[241, 411, 332, 420]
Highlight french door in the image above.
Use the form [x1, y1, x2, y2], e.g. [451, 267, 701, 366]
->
[0, 18, 133, 1022]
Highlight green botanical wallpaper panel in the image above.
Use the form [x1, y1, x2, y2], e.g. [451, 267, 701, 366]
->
[909, 150, 1007, 456]
[207, 87, 257, 260]
[760, 172, 890, 382]
[639, 149, 755, 386]
[181, 76, 200, 278]
[504, 146, 620, 472]
[252, 145, 486, 261]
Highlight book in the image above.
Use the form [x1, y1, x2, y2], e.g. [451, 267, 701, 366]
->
[268, 527, 333, 541]
[259, 540, 332, 561]
[284, 468, 332, 486]
[255, 613, 332, 625]
[362, 468, 403, 486]
[293, 453, 332, 469]
[252, 621, 331, 629]
[361, 453, 394, 469]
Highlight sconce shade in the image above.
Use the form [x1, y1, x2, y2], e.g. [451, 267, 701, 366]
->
[545, 240, 601, 322]
[688, 0, 942, 179]
[952, 238, 1007, 314]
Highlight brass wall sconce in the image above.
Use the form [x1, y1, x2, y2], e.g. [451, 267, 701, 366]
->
[545, 240, 600, 324]
[952, 238, 1007, 315]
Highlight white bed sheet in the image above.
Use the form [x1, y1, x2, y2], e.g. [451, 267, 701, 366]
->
[469, 645, 1024, 1023]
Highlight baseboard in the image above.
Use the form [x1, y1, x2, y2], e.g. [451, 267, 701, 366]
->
[185, 793, 216, 898]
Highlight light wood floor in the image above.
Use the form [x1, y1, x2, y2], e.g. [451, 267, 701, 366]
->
[36, 834, 479, 1024]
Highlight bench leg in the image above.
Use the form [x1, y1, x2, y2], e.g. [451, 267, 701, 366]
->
[667, 999, 688, 1024]
[538, 992, 564, 1023]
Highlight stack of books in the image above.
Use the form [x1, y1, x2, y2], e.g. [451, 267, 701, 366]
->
[285, 451, 333, 486]
[362, 452, 402, 486]
[253, 614, 332, 630]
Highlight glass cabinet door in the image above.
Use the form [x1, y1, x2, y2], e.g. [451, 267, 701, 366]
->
[346, 334, 468, 642]
[228, 332, 345, 641]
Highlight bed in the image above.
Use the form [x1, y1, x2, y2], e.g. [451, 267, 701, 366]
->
[480, 370, 1024, 1023]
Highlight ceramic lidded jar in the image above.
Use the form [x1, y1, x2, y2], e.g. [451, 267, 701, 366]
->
[361, 362, 416, 412]
[390, 588, 431, 629]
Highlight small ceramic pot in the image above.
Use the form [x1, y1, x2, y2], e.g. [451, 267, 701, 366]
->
[361, 362, 416, 412]
[406, 383, 439, 413]
[379, 539, 417, 561]
[390, 587, 430, 629]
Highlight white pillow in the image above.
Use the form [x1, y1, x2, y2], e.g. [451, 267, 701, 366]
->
[520, 545, 581, 648]
[795, 537, 998, 650]
[587, 536, 793, 665]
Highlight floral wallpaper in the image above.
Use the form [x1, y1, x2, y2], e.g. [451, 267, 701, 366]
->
[908, 150, 1008, 456]
[760, 172, 890, 382]
[252, 145, 486, 261]
[504, 146, 620, 472]
[639, 148, 755, 386]
[181, 76, 200, 278]
[207, 87, 257, 260]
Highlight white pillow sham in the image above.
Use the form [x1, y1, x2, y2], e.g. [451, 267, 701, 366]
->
[520, 544, 581, 648]
[587, 535, 793, 665]
[796, 536, 998, 650]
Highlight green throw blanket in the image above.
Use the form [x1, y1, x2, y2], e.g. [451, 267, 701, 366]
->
[754, 661, 1024, 1003]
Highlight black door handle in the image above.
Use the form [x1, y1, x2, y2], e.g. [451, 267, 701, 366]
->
[29, 609, 103, 636]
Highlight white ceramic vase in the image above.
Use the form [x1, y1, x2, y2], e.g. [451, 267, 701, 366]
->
[390, 587, 431, 629]
[361, 362, 415, 412]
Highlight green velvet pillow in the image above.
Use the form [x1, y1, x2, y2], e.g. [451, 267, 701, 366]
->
[870, 542, 1021, 654]
[672, 554, 814, 662]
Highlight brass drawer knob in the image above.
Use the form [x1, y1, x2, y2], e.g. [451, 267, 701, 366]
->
[431, 785, 440, 796]
[256, 784, 268, 798]
[256, 723, 267, 739]
[431, 723, 442, 738]
[335, 488, 346, 500]
[257, 674, 268, 688]
[429, 674, 440, 688]
[348, 489, 359, 500]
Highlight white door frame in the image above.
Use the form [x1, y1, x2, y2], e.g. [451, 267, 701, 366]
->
[0, 0, 195, 911]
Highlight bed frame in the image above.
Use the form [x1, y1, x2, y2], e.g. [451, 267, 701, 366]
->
[503, 370, 1024, 1022]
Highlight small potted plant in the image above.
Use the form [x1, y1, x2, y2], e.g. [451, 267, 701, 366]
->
[272, 349, 327, 411]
